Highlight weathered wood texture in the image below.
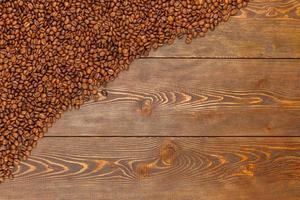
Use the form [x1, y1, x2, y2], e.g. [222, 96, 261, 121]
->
[149, 0, 300, 58]
[3, 0, 300, 199]
[2, 137, 300, 200]
[48, 59, 300, 136]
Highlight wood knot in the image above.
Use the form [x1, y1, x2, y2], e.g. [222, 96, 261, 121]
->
[95, 160, 109, 171]
[136, 163, 151, 179]
[241, 164, 256, 177]
[160, 140, 179, 165]
[138, 99, 153, 116]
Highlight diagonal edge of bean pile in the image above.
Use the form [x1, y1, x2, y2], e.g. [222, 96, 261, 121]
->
[0, 0, 249, 183]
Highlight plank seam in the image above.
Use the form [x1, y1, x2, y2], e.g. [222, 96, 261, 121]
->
[44, 135, 300, 138]
[143, 57, 300, 59]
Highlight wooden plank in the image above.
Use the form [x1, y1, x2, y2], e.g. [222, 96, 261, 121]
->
[2, 137, 300, 200]
[148, 0, 300, 58]
[48, 59, 300, 136]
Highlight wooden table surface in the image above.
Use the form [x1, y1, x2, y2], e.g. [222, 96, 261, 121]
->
[2, 0, 300, 199]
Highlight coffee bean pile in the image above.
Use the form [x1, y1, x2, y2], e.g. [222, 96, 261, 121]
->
[0, 0, 248, 182]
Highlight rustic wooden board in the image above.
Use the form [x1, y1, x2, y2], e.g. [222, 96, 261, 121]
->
[149, 0, 300, 58]
[2, 137, 300, 200]
[48, 59, 300, 137]
[2, 1, 300, 199]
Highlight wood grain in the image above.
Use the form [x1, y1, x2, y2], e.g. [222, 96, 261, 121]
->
[2, 1, 300, 199]
[47, 59, 300, 137]
[2, 137, 300, 200]
[243, 0, 300, 20]
[149, 0, 300, 58]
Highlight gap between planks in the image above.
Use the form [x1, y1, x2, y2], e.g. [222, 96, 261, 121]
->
[143, 57, 300, 59]
[44, 136, 300, 138]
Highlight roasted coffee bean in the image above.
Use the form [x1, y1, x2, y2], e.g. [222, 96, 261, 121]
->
[0, 0, 248, 183]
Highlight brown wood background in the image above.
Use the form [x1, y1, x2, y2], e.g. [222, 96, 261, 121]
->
[2, 0, 300, 199]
